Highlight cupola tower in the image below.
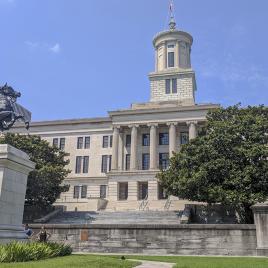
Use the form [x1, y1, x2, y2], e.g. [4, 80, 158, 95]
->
[149, 2, 196, 106]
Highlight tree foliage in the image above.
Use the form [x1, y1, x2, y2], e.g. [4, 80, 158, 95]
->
[0, 133, 70, 208]
[157, 105, 268, 223]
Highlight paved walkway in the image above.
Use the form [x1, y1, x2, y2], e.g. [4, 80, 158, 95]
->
[131, 259, 175, 268]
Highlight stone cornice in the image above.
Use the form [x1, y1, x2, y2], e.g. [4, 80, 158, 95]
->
[109, 104, 220, 117]
[29, 223, 256, 230]
[12, 117, 111, 129]
[148, 69, 195, 79]
[153, 29, 193, 47]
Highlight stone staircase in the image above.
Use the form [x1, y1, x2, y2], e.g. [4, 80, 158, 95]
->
[104, 199, 188, 212]
[47, 210, 182, 225]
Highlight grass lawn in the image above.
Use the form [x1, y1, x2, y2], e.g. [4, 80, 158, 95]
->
[0, 254, 267, 268]
[127, 255, 268, 268]
[0, 255, 140, 268]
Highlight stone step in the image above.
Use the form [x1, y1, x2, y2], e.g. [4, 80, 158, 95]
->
[48, 210, 182, 224]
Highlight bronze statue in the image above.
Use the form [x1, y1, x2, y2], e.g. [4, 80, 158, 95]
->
[0, 83, 30, 131]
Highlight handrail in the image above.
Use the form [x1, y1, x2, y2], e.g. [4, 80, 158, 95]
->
[139, 193, 148, 210]
[164, 196, 171, 210]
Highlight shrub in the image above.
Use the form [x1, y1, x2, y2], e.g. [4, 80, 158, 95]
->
[0, 241, 72, 263]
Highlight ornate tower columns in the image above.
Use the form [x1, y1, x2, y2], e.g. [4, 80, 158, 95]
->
[149, 124, 158, 170]
[130, 125, 138, 170]
[187, 121, 198, 140]
[111, 126, 120, 170]
[168, 122, 177, 156]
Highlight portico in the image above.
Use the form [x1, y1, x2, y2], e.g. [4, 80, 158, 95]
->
[107, 117, 200, 204]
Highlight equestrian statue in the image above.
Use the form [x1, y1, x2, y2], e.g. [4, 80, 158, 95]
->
[0, 83, 31, 131]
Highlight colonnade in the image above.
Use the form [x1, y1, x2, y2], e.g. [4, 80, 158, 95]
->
[111, 121, 198, 171]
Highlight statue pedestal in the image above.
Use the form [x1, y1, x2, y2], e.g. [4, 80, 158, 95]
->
[252, 202, 268, 256]
[0, 144, 35, 243]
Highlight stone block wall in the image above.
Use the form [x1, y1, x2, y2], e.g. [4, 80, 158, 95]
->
[150, 73, 195, 104]
[31, 224, 257, 256]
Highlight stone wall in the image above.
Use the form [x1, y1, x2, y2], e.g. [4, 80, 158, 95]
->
[150, 72, 195, 104]
[30, 223, 257, 256]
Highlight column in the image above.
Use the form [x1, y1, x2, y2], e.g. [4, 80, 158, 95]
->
[168, 122, 177, 156]
[118, 131, 124, 171]
[163, 41, 167, 69]
[187, 121, 198, 140]
[155, 48, 158, 71]
[149, 124, 157, 170]
[111, 126, 120, 170]
[175, 41, 179, 68]
[252, 202, 268, 256]
[130, 125, 138, 170]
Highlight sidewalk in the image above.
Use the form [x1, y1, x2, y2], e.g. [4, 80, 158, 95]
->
[130, 259, 175, 268]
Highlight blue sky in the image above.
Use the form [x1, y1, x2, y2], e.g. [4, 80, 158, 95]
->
[0, 0, 267, 121]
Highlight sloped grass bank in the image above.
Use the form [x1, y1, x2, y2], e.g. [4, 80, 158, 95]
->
[127, 255, 268, 268]
[0, 255, 139, 268]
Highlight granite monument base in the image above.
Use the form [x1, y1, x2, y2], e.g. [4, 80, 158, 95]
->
[0, 144, 35, 243]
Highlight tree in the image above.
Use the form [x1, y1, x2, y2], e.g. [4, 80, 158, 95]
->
[157, 105, 268, 223]
[0, 133, 70, 209]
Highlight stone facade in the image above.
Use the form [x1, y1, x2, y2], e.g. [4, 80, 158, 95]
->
[11, 20, 219, 212]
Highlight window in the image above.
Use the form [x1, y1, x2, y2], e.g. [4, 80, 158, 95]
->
[126, 134, 131, 147]
[109, 135, 113, 148]
[73, 186, 80, 199]
[142, 154, 150, 170]
[59, 138, 65, 150]
[75, 156, 82, 174]
[118, 182, 128, 200]
[101, 155, 108, 173]
[53, 138, 65, 150]
[77, 137, 83, 149]
[81, 185, 87, 198]
[159, 153, 169, 170]
[168, 52, 175, 67]
[73, 185, 87, 199]
[158, 183, 168, 200]
[84, 136, 90, 149]
[165, 79, 177, 94]
[100, 185, 107, 199]
[172, 78, 177, 93]
[102, 136, 109, 148]
[138, 182, 148, 200]
[53, 138, 58, 147]
[142, 134, 150, 146]
[83, 156, 89, 173]
[101, 155, 112, 173]
[125, 154, 131, 170]
[180, 132, 189, 145]
[159, 133, 169, 145]
[165, 79, 171, 94]
[109, 155, 112, 171]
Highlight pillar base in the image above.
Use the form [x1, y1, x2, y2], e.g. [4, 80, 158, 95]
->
[256, 248, 268, 256]
[0, 225, 28, 244]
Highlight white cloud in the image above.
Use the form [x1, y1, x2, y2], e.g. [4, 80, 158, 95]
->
[49, 43, 61, 54]
[25, 41, 61, 54]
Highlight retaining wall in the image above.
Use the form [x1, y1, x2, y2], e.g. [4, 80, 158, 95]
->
[31, 224, 257, 256]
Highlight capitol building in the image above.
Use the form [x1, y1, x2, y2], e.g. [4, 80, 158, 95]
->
[13, 17, 218, 212]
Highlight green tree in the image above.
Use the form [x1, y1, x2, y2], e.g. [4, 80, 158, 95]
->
[157, 105, 268, 223]
[0, 133, 70, 209]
